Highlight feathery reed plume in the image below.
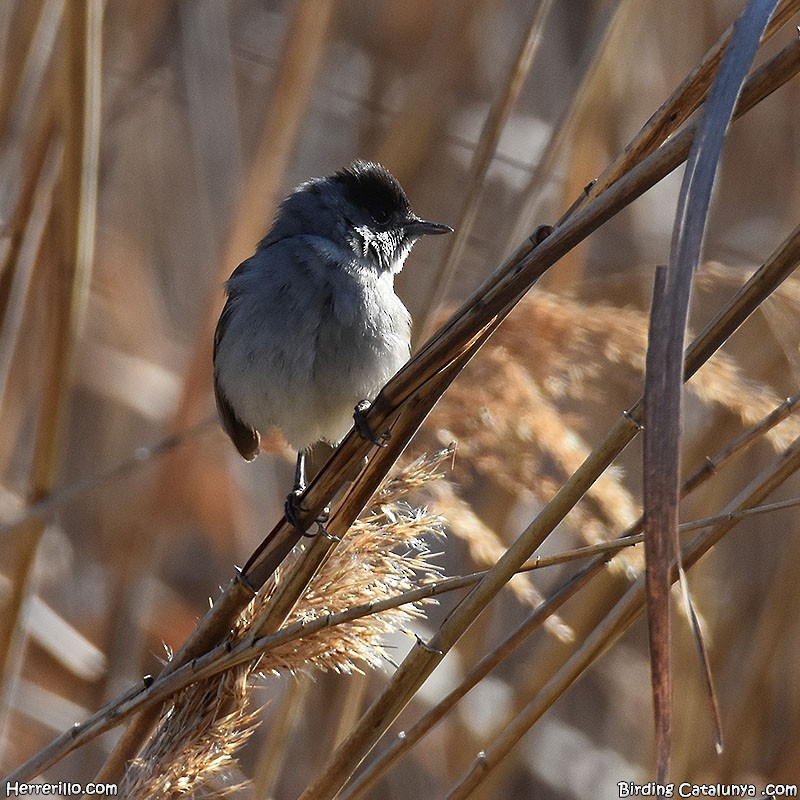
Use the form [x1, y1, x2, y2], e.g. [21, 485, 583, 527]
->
[122, 666, 256, 799]
[255, 460, 446, 676]
[120, 449, 450, 795]
[419, 266, 800, 569]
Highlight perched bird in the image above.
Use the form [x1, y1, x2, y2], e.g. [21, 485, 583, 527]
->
[213, 160, 452, 519]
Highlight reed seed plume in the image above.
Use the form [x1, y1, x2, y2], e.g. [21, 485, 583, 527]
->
[122, 666, 256, 799]
[120, 449, 451, 794]
[419, 267, 800, 567]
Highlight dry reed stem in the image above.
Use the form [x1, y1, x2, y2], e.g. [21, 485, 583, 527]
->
[0, 0, 100, 744]
[421, 272, 800, 599]
[0, 0, 62, 226]
[0, 138, 61, 715]
[682, 390, 800, 491]
[0, 135, 60, 409]
[446, 431, 800, 797]
[506, 0, 636, 252]
[249, 30, 800, 600]
[427, 480, 574, 642]
[8, 468, 800, 791]
[117, 451, 447, 794]
[339, 387, 800, 798]
[573, 0, 800, 216]
[93, 1, 338, 783]
[251, 676, 310, 798]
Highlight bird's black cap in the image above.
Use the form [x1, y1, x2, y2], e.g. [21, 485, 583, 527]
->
[332, 160, 452, 236]
[333, 160, 411, 222]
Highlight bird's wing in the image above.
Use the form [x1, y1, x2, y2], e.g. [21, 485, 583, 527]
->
[213, 296, 260, 461]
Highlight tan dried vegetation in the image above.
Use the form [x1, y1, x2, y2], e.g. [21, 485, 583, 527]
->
[2, 1, 800, 798]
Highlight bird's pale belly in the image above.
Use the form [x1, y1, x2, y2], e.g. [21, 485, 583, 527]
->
[219, 310, 409, 450]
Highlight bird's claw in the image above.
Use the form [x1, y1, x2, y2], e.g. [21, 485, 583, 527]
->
[314, 512, 340, 541]
[285, 491, 335, 540]
[353, 400, 390, 447]
[284, 488, 309, 535]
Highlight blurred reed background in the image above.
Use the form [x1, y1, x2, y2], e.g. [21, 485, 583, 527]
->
[1, 0, 800, 797]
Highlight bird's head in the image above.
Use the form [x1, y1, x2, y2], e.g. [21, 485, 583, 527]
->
[331, 160, 452, 273]
[266, 160, 451, 274]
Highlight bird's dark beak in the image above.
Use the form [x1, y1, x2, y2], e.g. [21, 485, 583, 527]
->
[404, 217, 454, 237]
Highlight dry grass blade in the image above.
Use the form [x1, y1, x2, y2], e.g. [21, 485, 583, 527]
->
[0, 0, 101, 746]
[644, 265, 681, 781]
[643, 1, 779, 779]
[678, 567, 723, 756]
[417, 0, 554, 339]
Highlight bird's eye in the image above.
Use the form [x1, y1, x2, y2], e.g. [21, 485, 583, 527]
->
[370, 207, 391, 225]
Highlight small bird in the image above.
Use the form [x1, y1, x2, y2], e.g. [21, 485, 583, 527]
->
[213, 160, 452, 520]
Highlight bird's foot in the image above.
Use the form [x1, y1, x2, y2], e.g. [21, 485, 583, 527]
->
[353, 400, 390, 447]
[284, 488, 309, 535]
[284, 490, 335, 539]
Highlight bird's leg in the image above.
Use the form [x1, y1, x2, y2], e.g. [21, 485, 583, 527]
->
[294, 448, 307, 493]
[284, 447, 332, 538]
[284, 448, 310, 534]
[353, 400, 390, 447]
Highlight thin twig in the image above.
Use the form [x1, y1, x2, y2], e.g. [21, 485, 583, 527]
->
[417, 0, 554, 339]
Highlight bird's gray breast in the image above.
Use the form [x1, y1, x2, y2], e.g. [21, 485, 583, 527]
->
[311, 246, 412, 400]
